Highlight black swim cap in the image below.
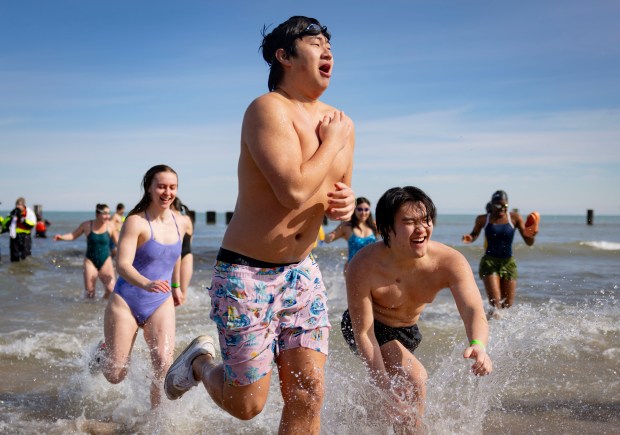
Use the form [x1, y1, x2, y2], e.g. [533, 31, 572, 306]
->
[491, 190, 508, 203]
[96, 204, 109, 214]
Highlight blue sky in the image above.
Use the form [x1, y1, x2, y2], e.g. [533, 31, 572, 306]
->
[1, 0, 619, 215]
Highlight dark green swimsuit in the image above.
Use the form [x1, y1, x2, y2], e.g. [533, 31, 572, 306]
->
[86, 221, 111, 270]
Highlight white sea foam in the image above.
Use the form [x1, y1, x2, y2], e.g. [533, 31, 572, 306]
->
[580, 240, 620, 251]
[2, 213, 619, 434]
[0, 329, 82, 363]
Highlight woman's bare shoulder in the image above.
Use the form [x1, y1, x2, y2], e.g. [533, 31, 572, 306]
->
[123, 213, 147, 230]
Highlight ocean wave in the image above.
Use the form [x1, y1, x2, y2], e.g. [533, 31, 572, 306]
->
[580, 241, 620, 251]
[453, 241, 620, 260]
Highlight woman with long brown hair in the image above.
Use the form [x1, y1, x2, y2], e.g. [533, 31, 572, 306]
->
[90, 164, 189, 408]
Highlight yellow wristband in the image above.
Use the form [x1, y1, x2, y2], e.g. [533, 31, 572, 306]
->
[469, 339, 485, 350]
[171, 283, 180, 288]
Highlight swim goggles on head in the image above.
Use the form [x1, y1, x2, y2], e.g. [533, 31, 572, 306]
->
[299, 23, 330, 39]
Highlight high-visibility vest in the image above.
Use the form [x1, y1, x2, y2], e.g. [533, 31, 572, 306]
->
[16, 207, 36, 234]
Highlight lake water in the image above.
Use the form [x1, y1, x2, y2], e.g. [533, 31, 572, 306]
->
[0, 212, 618, 434]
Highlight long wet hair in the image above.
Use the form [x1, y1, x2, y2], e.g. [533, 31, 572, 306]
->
[128, 165, 178, 217]
[350, 197, 378, 235]
[376, 186, 437, 248]
[260, 16, 330, 91]
[172, 197, 195, 225]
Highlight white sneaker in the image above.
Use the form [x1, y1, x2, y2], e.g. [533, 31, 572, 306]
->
[88, 340, 106, 375]
[164, 335, 216, 400]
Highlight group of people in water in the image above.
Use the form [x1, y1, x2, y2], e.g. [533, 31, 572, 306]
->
[20, 15, 539, 433]
[325, 189, 539, 319]
[53, 200, 195, 304]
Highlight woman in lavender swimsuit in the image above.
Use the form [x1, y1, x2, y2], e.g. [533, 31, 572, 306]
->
[91, 164, 190, 408]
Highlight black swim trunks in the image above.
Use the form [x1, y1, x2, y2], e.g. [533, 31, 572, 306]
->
[341, 309, 422, 354]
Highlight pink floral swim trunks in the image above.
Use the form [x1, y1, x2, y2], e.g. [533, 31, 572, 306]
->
[208, 251, 330, 386]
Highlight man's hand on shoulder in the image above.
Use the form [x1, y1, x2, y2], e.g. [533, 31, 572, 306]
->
[326, 182, 355, 221]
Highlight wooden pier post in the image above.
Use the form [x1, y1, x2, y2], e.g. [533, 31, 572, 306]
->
[206, 211, 216, 224]
[587, 209, 594, 225]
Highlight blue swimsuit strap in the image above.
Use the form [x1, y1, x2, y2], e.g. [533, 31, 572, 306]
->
[485, 213, 514, 229]
[144, 211, 155, 240]
[170, 212, 181, 241]
[144, 210, 181, 242]
[89, 219, 107, 236]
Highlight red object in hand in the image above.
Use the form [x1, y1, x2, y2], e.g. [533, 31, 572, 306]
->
[523, 212, 540, 237]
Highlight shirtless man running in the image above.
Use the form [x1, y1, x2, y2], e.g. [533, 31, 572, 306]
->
[343, 186, 493, 429]
[165, 16, 355, 434]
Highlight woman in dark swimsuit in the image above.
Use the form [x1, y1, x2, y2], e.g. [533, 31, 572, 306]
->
[462, 190, 537, 315]
[54, 204, 118, 298]
[172, 197, 195, 306]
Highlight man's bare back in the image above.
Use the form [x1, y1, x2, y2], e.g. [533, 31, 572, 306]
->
[223, 90, 354, 263]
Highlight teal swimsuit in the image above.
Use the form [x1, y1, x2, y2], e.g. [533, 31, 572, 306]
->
[86, 221, 111, 270]
[347, 233, 376, 261]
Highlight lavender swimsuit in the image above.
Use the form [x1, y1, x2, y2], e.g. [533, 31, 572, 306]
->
[114, 212, 181, 325]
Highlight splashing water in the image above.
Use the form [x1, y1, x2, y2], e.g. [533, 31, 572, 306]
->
[1, 213, 618, 433]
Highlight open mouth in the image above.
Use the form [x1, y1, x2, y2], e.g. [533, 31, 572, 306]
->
[411, 237, 426, 245]
[319, 63, 331, 76]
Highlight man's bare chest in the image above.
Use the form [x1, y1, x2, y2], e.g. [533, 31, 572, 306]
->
[372, 275, 440, 308]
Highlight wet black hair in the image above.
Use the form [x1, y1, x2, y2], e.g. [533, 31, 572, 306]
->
[375, 186, 437, 248]
[95, 203, 109, 214]
[260, 16, 330, 91]
[172, 197, 196, 224]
